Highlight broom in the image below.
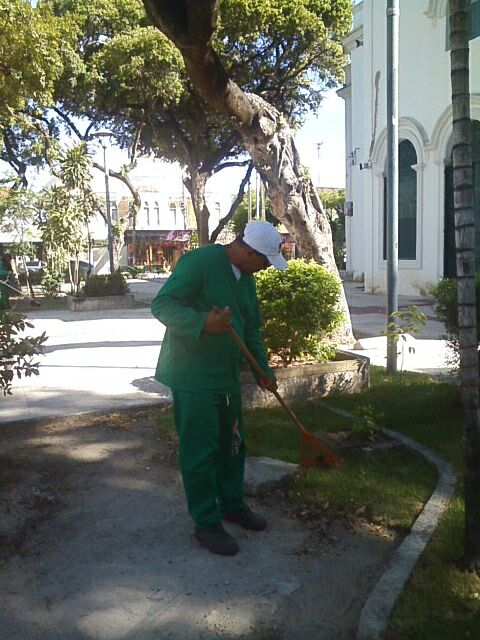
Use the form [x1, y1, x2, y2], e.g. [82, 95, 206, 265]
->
[0, 278, 41, 307]
[228, 326, 341, 468]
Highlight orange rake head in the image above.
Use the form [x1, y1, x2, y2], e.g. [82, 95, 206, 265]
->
[299, 430, 342, 468]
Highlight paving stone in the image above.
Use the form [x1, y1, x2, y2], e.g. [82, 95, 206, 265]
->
[244, 456, 299, 496]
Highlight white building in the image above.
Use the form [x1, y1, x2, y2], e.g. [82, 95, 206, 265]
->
[340, 0, 480, 295]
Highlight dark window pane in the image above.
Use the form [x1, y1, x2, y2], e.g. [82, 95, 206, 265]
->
[383, 140, 418, 260]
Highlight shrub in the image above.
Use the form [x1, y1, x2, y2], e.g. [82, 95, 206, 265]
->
[82, 272, 128, 297]
[125, 265, 145, 278]
[255, 259, 343, 366]
[431, 274, 480, 341]
[41, 269, 63, 298]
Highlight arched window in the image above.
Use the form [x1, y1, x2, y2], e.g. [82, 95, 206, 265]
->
[170, 202, 177, 226]
[383, 140, 418, 260]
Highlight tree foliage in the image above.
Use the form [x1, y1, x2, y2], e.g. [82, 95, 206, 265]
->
[47, 0, 351, 244]
[39, 143, 96, 293]
[0, 0, 67, 121]
[0, 311, 47, 396]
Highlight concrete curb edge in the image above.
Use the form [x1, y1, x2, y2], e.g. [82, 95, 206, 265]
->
[316, 399, 456, 638]
[356, 427, 456, 639]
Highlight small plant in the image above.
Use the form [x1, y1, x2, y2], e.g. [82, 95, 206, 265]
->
[125, 265, 145, 278]
[349, 405, 382, 442]
[381, 305, 427, 371]
[81, 272, 128, 297]
[431, 274, 480, 342]
[255, 259, 343, 366]
[0, 311, 47, 395]
[41, 268, 63, 298]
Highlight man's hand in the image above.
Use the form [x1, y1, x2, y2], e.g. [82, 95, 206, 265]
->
[258, 375, 278, 393]
[203, 305, 231, 334]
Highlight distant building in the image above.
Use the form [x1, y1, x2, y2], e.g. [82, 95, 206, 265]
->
[340, 0, 480, 295]
[79, 158, 233, 273]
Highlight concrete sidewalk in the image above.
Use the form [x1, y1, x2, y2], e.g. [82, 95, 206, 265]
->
[0, 278, 454, 424]
[342, 280, 453, 378]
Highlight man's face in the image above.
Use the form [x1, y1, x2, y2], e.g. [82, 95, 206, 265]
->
[240, 246, 270, 275]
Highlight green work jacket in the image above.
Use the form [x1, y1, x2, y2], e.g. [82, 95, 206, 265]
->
[151, 244, 271, 393]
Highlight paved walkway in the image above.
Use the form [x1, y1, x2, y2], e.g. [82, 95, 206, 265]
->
[343, 280, 453, 378]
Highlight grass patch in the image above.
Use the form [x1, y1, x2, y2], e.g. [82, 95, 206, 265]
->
[244, 396, 436, 532]
[317, 367, 479, 639]
[324, 368, 463, 471]
[389, 498, 480, 640]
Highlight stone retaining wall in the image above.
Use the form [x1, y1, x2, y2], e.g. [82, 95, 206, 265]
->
[67, 294, 136, 311]
[241, 350, 369, 409]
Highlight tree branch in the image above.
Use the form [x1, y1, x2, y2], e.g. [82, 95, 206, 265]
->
[209, 162, 253, 242]
[212, 159, 250, 175]
[52, 106, 85, 141]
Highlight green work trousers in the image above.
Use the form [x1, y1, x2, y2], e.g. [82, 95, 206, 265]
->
[0, 283, 10, 310]
[172, 389, 246, 528]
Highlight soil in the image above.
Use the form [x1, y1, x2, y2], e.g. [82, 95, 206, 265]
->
[0, 409, 398, 640]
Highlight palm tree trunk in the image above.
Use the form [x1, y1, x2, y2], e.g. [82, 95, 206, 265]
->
[449, 0, 480, 572]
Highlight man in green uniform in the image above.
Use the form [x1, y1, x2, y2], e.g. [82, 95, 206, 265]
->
[151, 220, 288, 556]
[0, 254, 14, 311]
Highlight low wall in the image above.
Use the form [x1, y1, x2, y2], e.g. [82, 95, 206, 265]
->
[67, 294, 136, 311]
[241, 350, 369, 409]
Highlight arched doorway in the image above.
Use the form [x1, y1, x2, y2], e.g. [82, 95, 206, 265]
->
[444, 120, 480, 277]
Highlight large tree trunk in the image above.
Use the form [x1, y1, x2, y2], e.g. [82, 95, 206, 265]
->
[142, 0, 354, 346]
[185, 170, 210, 246]
[449, 0, 480, 573]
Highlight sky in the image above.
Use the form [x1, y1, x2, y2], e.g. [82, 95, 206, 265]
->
[292, 89, 346, 189]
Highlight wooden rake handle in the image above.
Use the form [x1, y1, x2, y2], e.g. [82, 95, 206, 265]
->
[227, 325, 309, 436]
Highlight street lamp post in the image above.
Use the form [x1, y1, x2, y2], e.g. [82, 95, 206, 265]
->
[92, 131, 115, 275]
[316, 141, 323, 188]
[386, 0, 399, 373]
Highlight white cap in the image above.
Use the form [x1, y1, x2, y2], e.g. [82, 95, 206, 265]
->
[243, 220, 288, 270]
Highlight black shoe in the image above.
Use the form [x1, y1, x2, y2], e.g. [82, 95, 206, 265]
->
[194, 523, 240, 556]
[223, 506, 267, 531]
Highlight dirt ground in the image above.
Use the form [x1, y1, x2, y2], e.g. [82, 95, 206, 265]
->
[0, 409, 397, 640]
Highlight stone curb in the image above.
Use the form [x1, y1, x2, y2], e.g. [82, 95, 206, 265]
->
[356, 428, 456, 639]
[316, 400, 456, 639]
